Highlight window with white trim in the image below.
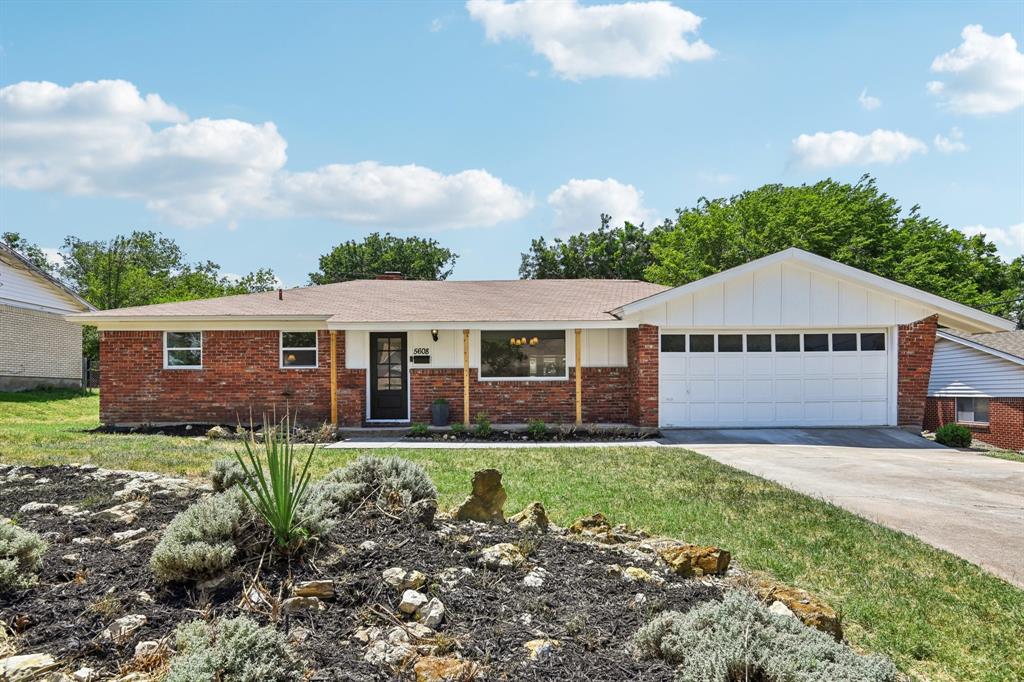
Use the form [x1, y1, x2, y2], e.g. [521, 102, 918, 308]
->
[480, 330, 566, 379]
[281, 331, 318, 368]
[956, 397, 989, 424]
[164, 331, 202, 368]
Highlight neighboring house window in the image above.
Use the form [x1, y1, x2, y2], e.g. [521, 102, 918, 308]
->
[956, 397, 990, 424]
[164, 332, 202, 369]
[480, 330, 566, 379]
[281, 331, 318, 368]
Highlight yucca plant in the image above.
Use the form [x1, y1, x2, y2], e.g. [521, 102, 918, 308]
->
[234, 414, 315, 551]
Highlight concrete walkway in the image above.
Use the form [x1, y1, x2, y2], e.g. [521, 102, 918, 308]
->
[662, 428, 1024, 587]
[324, 438, 663, 449]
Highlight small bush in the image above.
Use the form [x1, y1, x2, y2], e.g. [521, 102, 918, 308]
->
[451, 422, 466, 435]
[165, 615, 302, 682]
[409, 422, 430, 437]
[474, 414, 492, 438]
[151, 489, 251, 583]
[631, 591, 898, 682]
[211, 458, 246, 492]
[935, 423, 972, 448]
[0, 519, 47, 592]
[527, 419, 548, 440]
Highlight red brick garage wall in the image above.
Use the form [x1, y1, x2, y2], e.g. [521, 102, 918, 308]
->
[409, 366, 632, 424]
[897, 315, 938, 429]
[925, 397, 1024, 450]
[100, 330, 365, 426]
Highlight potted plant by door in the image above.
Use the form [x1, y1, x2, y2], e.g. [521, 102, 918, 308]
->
[430, 398, 450, 427]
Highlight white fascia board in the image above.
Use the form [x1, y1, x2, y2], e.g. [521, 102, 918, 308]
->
[937, 330, 1024, 366]
[327, 320, 637, 331]
[613, 247, 1015, 332]
[64, 315, 331, 331]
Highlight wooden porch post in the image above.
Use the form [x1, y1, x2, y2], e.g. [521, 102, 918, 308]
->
[575, 328, 582, 425]
[463, 329, 471, 426]
[329, 330, 338, 426]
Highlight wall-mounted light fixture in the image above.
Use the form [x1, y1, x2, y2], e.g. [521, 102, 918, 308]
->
[431, 329, 439, 342]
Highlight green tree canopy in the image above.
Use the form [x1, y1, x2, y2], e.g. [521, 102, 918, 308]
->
[309, 232, 458, 284]
[2, 232, 54, 273]
[519, 215, 657, 280]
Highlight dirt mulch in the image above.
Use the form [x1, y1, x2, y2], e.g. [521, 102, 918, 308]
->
[1, 465, 721, 680]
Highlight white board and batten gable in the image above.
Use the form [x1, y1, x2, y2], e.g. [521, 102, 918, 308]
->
[929, 332, 1024, 398]
[0, 247, 92, 314]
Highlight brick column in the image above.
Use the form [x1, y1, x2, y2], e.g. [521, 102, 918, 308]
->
[627, 324, 659, 427]
[897, 315, 938, 430]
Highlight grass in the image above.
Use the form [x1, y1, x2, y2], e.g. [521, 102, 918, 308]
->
[1, 389, 1022, 681]
[978, 448, 1024, 464]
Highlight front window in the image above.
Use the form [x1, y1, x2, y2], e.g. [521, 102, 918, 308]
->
[956, 397, 989, 424]
[165, 331, 202, 368]
[480, 330, 566, 378]
[281, 331, 318, 368]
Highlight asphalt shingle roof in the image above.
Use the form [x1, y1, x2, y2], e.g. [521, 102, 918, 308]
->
[73, 279, 669, 323]
[944, 329, 1024, 360]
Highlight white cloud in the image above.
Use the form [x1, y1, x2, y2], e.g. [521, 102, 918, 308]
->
[933, 127, 969, 153]
[0, 79, 531, 229]
[962, 223, 1024, 260]
[548, 178, 652, 232]
[927, 25, 1024, 115]
[41, 247, 66, 270]
[791, 129, 928, 168]
[465, 0, 713, 80]
[276, 163, 533, 229]
[858, 88, 881, 110]
[429, 18, 445, 32]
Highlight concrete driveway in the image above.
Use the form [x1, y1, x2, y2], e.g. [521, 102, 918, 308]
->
[662, 428, 1024, 587]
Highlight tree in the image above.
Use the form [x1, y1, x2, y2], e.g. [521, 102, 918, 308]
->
[519, 215, 657, 280]
[646, 176, 1020, 323]
[2, 232, 54, 273]
[59, 231, 277, 358]
[309, 232, 458, 284]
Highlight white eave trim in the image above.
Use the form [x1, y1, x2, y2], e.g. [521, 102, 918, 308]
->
[64, 314, 332, 331]
[327, 320, 637, 331]
[937, 330, 1024, 367]
[611, 247, 1015, 333]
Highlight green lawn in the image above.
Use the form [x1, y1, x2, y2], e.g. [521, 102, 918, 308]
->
[1, 389, 1022, 681]
[979, 448, 1024, 464]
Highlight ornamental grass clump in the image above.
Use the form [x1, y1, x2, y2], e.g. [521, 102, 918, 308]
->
[165, 615, 302, 682]
[0, 519, 47, 592]
[234, 414, 315, 551]
[631, 591, 898, 682]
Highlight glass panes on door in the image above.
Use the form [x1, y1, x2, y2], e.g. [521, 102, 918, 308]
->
[376, 336, 404, 390]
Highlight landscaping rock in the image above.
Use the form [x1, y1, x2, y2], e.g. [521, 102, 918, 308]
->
[99, 615, 147, 644]
[383, 567, 427, 592]
[417, 597, 446, 628]
[364, 639, 415, 666]
[18, 501, 57, 514]
[414, 656, 477, 681]
[93, 501, 145, 525]
[133, 640, 165, 659]
[478, 542, 526, 569]
[281, 596, 326, 614]
[453, 469, 506, 523]
[437, 566, 472, 588]
[567, 512, 640, 543]
[754, 579, 843, 640]
[292, 580, 335, 599]
[404, 498, 437, 527]
[524, 638, 560, 662]
[72, 667, 96, 682]
[658, 543, 731, 577]
[509, 501, 549, 532]
[206, 425, 231, 439]
[359, 540, 379, 552]
[1, 653, 59, 681]
[399, 589, 429, 614]
[61, 553, 81, 564]
[523, 567, 548, 587]
[109, 528, 147, 546]
[768, 600, 797, 619]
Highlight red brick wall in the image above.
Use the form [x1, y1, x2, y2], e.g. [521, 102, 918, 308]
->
[408, 366, 632, 425]
[897, 315, 938, 429]
[627, 324, 659, 427]
[100, 330, 364, 427]
[925, 397, 1024, 450]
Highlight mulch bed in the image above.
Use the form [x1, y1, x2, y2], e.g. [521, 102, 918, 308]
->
[1, 465, 721, 680]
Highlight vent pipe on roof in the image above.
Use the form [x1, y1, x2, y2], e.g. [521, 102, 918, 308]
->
[278, 288, 283, 300]
[376, 272, 404, 280]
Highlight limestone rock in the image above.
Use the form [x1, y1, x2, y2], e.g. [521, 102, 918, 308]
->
[414, 656, 477, 682]
[61, 553, 81, 564]
[478, 542, 525, 570]
[567, 513, 638, 543]
[292, 580, 335, 599]
[417, 598, 446, 628]
[281, 596, 325, 614]
[383, 567, 427, 592]
[1, 653, 59, 681]
[359, 540, 379, 552]
[109, 528, 147, 546]
[509, 501, 549, 532]
[17, 502, 57, 514]
[405, 498, 437, 527]
[658, 543, 731, 577]
[453, 469, 506, 524]
[100, 614, 147, 644]
[621, 565, 664, 585]
[437, 566, 472, 588]
[399, 589, 429, 614]
[364, 639, 415, 666]
[206, 425, 231, 439]
[524, 638, 560, 662]
[72, 667, 96, 682]
[523, 567, 548, 587]
[768, 600, 796, 619]
[93, 501, 145, 525]
[133, 640, 165, 659]
[754, 579, 842, 640]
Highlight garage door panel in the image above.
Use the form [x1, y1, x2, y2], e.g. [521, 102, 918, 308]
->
[660, 330, 889, 427]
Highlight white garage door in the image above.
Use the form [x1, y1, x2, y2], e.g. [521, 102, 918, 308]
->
[659, 330, 890, 427]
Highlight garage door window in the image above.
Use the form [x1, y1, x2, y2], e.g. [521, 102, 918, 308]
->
[775, 334, 799, 352]
[803, 334, 829, 352]
[718, 334, 743, 352]
[746, 334, 772, 352]
[956, 397, 989, 424]
[690, 335, 714, 352]
[661, 335, 686, 352]
[860, 333, 886, 351]
[832, 333, 857, 351]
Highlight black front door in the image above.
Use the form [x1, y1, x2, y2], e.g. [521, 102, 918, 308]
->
[369, 332, 408, 420]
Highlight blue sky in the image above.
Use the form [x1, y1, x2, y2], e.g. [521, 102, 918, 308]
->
[2, 0, 1022, 285]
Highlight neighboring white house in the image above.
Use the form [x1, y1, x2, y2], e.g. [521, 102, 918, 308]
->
[0, 243, 95, 390]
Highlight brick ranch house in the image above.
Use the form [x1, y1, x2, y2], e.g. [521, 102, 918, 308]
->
[67, 248, 1014, 431]
[924, 330, 1024, 451]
